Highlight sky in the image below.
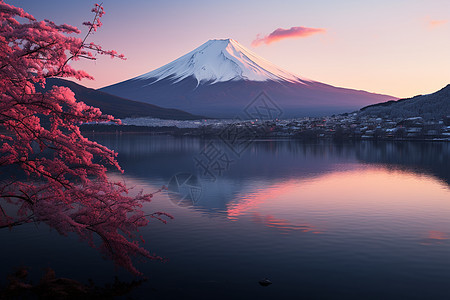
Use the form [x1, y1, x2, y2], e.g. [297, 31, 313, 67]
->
[8, 0, 450, 98]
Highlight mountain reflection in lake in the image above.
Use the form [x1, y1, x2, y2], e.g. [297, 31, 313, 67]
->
[2, 135, 449, 299]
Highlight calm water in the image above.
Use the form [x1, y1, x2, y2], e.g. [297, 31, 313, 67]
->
[1, 135, 450, 299]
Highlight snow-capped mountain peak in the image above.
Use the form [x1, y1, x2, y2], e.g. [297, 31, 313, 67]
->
[136, 38, 310, 85]
[101, 38, 396, 118]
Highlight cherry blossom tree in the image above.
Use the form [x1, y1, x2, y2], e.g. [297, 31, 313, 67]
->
[0, 1, 171, 276]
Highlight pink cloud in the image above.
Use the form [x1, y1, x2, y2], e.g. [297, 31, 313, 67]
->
[428, 19, 448, 28]
[252, 26, 325, 47]
[425, 16, 448, 28]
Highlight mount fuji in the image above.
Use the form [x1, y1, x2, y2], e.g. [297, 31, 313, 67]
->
[101, 39, 396, 118]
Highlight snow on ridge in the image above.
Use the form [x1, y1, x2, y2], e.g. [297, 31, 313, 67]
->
[135, 39, 311, 85]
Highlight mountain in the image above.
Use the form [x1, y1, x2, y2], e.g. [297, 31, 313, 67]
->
[359, 84, 450, 120]
[100, 39, 396, 118]
[40, 78, 204, 120]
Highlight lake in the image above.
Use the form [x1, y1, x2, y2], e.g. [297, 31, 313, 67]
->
[1, 135, 449, 299]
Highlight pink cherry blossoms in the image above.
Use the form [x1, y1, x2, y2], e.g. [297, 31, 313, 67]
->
[0, 1, 171, 276]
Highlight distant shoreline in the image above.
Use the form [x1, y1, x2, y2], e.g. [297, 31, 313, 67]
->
[80, 124, 450, 142]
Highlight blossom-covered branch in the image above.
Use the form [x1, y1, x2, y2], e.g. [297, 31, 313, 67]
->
[0, 1, 171, 276]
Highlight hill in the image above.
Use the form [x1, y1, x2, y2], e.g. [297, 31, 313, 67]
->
[39, 78, 204, 120]
[359, 84, 450, 120]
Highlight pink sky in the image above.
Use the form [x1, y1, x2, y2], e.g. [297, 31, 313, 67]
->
[8, 0, 450, 99]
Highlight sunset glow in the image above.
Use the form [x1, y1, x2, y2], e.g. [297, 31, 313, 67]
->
[226, 167, 450, 237]
[9, 0, 450, 98]
[427, 18, 449, 28]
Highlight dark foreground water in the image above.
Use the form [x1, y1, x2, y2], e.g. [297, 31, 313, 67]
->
[1, 135, 450, 299]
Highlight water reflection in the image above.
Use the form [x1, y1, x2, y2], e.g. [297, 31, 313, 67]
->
[89, 135, 449, 216]
[90, 135, 450, 248]
[4, 134, 449, 299]
[354, 141, 450, 185]
[250, 213, 315, 234]
[91, 135, 449, 182]
[420, 231, 450, 245]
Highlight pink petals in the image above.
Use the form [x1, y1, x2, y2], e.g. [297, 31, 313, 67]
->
[0, 1, 164, 276]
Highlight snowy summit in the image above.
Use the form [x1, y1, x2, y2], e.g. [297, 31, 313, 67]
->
[136, 39, 310, 85]
[101, 38, 396, 118]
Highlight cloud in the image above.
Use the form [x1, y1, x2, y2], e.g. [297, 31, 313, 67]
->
[426, 17, 448, 28]
[252, 26, 325, 47]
